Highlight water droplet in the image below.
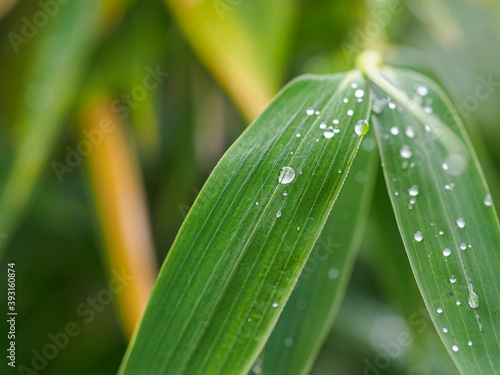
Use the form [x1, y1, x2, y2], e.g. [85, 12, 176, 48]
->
[456, 218, 466, 228]
[351, 83, 358, 89]
[468, 340, 473, 346]
[443, 248, 451, 257]
[297, 226, 300, 231]
[347, 109, 354, 116]
[338, 169, 342, 173]
[468, 283, 479, 309]
[276, 211, 282, 218]
[278, 167, 296, 184]
[460, 243, 467, 250]
[415, 84, 428, 96]
[283, 191, 287, 196]
[406, 127, 415, 138]
[409, 185, 419, 196]
[272, 301, 279, 308]
[328, 268, 339, 279]
[450, 275, 456, 283]
[343, 98, 349, 103]
[333, 119, 339, 124]
[284, 338, 294, 347]
[423, 106, 433, 114]
[443, 154, 467, 176]
[320, 122, 327, 129]
[255, 202, 259, 205]
[439, 230, 444, 235]
[414, 231, 423, 242]
[400, 145, 412, 159]
[388, 102, 397, 110]
[425, 124, 431, 132]
[296, 133, 301, 137]
[452, 345, 459, 352]
[354, 120, 368, 136]
[484, 194, 493, 206]
[355, 89, 365, 98]
[306, 108, 314, 116]
[409, 198, 416, 204]
[315, 110, 320, 115]
[437, 308, 443, 314]
[323, 127, 335, 138]
[334, 126, 340, 133]
[456, 300, 461, 306]
[443, 328, 448, 333]
[390, 126, 399, 135]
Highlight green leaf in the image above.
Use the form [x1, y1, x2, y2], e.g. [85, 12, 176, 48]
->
[0, 0, 101, 255]
[260, 133, 378, 375]
[119, 72, 371, 374]
[366, 65, 500, 374]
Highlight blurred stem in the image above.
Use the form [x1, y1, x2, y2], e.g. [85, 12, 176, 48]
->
[80, 95, 157, 338]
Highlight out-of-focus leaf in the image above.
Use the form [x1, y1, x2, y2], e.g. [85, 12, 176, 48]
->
[260, 133, 378, 375]
[366, 64, 500, 374]
[80, 95, 157, 338]
[0, 0, 101, 255]
[119, 72, 372, 374]
[164, 0, 296, 120]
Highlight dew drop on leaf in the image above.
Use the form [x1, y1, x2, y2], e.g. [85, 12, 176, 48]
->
[415, 84, 428, 96]
[355, 89, 365, 98]
[400, 145, 412, 159]
[450, 275, 456, 283]
[278, 167, 296, 184]
[390, 126, 399, 135]
[437, 307, 443, 314]
[355, 120, 368, 136]
[323, 127, 335, 139]
[276, 211, 282, 218]
[443, 248, 451, 257]
[468, 283, 479, 309]
[456, 217, 466, 228]
[272, 301, 279, 308]
[409, 185, 419, 196]
[484, 194, 493, 206]
[414, 231, 423, 242]
[328, 268, 339, 279]
[306, 107, 314, 116]
[452, 345, 459, 352]
[405, 127, 415, 138]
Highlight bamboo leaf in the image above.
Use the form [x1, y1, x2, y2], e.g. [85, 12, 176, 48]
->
[260, 133, 378, 375]
[119, 72, 371, 374]
[366, 65, 500, 374]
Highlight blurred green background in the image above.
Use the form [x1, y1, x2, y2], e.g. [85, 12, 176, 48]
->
[1, 0, 499, 374]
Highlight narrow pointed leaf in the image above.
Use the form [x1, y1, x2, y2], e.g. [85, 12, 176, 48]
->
[260, 134, 378, 375]
[367, 66, 500, 374]
[119, 72, 371, 374]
